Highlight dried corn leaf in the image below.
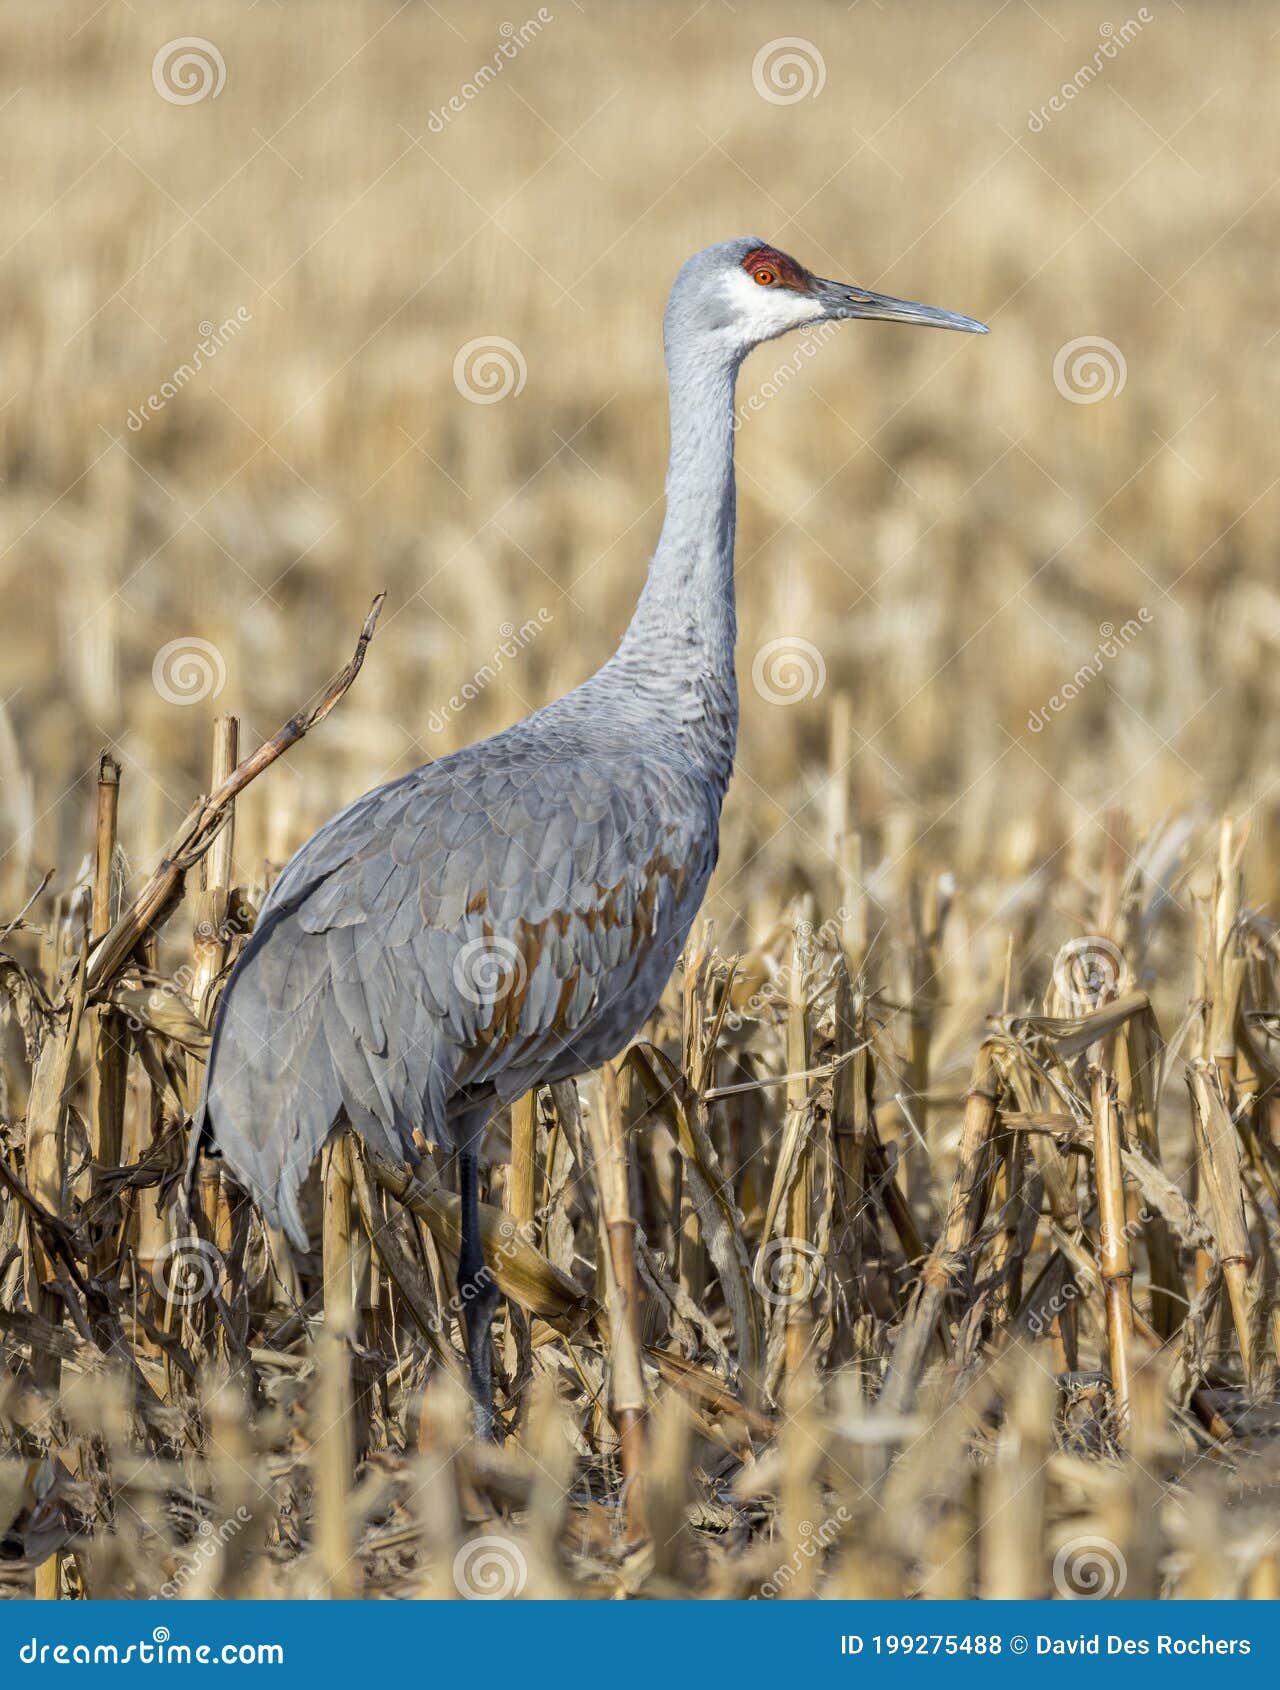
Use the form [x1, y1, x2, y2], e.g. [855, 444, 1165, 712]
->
[364, 1146, 593, 1329]
[626, 1042, 765, 1405]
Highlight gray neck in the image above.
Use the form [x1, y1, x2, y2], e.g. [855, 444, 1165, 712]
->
[617, 339, 741, 671]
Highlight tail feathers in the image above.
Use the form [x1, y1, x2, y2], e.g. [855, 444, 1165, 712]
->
[200, 1065, 337, 1254]
[199, 955, 343, 1253]
[266, 1163, 312, 1255]
[199, 908, 462, 1248]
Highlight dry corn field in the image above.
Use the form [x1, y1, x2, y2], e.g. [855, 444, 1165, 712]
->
[4, 0, 1280, 1603]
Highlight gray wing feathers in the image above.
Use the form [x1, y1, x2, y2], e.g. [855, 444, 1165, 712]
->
[200, 710, 720, 1247]
[197, 921, 341, 1249]
[200, 907, 454, 1248]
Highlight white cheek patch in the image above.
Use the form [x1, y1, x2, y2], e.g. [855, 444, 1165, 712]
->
[724, 268, 824, 345]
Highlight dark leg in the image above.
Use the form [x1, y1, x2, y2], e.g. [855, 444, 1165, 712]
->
[457, 1148, 500, 1439]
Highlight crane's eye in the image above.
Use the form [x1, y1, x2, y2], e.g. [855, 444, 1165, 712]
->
[753, 267, 776, 286]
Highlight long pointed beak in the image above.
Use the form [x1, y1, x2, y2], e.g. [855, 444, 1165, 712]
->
[814, 276, 988, 334]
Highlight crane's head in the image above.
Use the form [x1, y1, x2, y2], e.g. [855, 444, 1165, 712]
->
[665, 236, 987, 359]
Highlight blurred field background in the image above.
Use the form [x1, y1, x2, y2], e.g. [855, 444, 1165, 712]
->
[5, 0, 1279, 916]
[4, 0, 1280, 1601]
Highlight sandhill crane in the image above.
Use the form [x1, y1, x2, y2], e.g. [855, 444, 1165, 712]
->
[196, 237, 986, 1435]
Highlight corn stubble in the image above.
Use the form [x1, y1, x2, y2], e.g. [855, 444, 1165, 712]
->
[2, 662, 1279, 1599]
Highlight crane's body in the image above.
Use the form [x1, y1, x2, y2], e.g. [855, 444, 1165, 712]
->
[197, 237, 985, 1434]
[203, 662, 732, 1235]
